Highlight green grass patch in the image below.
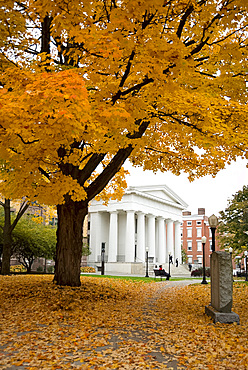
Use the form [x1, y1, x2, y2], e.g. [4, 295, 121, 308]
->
[80, 274, 207, 283]
[81, 274, 155, 282]
[234, 280, 248, 286]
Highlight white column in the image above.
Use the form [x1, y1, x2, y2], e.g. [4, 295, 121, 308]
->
[157, 217, 166, 264]
[174, 221, 181, 264]
[88, 212, 102, 263]
[137, 212, 145, 262]
[166, 219, 174, 262]
[147, 214, 156, 263]
[108, 211, 118, 262]
[125, 210, 135, 262]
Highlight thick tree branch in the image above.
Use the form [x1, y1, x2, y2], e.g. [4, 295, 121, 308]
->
[170, 114, 206, 135]
[86, 120, 150, 201]
[78, 153, 106, 185]
[144, 146, 195, 164]
[189, 36, 210, 57]
[11, 201, 29, 232]
[195, 70, 217, 78]
[142, 11, 155, 30]
[24, 48, 39, 55]
[86, 145, 134, 201]
[126, 119, 151, 139]
[103, 0, 111, 22]
[41, 15, 52, 54]
[58, 151, 106, 186]
[38, 166, 50, 180]
[176, 5, 194, 39]
[119, 50, 135, 88]
[17, 134, 39, 145]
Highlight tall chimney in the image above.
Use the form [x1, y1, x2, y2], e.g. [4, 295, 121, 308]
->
[183, 211, 191, 216]
[198, 208, 205, 215]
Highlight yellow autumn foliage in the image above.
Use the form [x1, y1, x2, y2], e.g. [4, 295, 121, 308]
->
[0, 276, 248, 369]
[0, 0, 247, 206]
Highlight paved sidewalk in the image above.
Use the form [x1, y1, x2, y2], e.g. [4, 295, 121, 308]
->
[78, 280, 192, 369]
[158, 279, 199, 288]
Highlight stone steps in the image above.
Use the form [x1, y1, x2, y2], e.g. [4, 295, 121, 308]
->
[149, 263, 191, 277]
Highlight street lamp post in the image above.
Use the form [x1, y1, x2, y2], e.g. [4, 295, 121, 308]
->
[201, 236, 208, 285]
[145, 246, 149, 278]
[208, 214, 218, 252]
[245, 251, 248, 282]
[101, 242, 105, 276]
[238, 257, 242, 276]
[229, 247, 234, 282]
[168, 252, 171, 278]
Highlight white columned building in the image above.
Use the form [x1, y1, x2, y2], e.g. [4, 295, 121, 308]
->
[174, 221, 182, 263]
[88, 185, 188, 274]
[108, 211, 118, 262]
[166, 219, 174, 262]
[157, 217, 166, 264]
[125, 210, 135, 263]
[147, 214, 156, 260]
[137, 212, 145, 262]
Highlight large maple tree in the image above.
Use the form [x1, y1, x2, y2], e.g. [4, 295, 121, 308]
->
[0, 0, 247, 286]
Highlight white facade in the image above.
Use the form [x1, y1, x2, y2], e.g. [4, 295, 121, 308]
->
[88, 185, 188, 274]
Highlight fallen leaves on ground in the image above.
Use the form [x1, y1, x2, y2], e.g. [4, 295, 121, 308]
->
[0, 276, 247, 369]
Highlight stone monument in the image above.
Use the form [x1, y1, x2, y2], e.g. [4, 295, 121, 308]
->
[205, 251, 240, 324]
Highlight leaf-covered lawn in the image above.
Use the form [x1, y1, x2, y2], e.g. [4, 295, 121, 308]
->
[0, 276, 247, 369]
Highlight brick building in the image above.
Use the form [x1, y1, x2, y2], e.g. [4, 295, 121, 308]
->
[181, 208, 220, 268]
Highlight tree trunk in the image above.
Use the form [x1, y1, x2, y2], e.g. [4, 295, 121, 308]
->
[54, 196, 88, 287]
[1, 199, 12, 275]
[27, 263, 32, 274]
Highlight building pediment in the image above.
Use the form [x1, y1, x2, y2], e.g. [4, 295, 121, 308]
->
[127, 185, 188, 210]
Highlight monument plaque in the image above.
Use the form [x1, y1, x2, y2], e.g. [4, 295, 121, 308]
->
[211, 251, 233, 312]
[205, 251, 240, 324]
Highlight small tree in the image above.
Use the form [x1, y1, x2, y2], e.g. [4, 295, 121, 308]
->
[82, 243, 91, 258]
[12, 217, 56, 273]
[218, 186, 248, 256]
[181, 247, 188, 264]
[0, 198, 29, 274]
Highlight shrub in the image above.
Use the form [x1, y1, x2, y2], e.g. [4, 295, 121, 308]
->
[10, 265, 27, 273]
[47, 266, 54, 273]
[81, 266, 96, 273]
[191, 267, 210, 277]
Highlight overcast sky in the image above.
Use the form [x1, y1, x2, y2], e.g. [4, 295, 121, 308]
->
[125, 157, 248, 217]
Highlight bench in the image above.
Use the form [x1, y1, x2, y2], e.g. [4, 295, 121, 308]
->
[154, 269, 170, 281]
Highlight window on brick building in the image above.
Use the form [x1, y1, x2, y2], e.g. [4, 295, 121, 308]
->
[187, 221, 192, 226]
[196, 228, 202, 237]
[197, 256, 202, 264]
[187, 241, 192, 251]
[187, 228, 192, 237]
[197, 241, 202, 251]
[188, 256, 193, 263]
[196, 221, 202, 225]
